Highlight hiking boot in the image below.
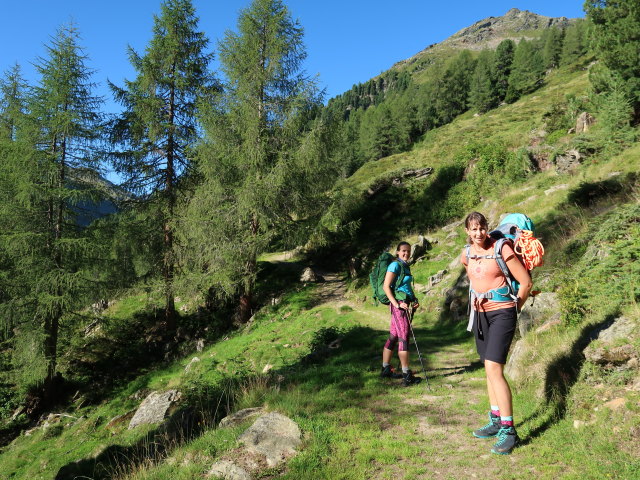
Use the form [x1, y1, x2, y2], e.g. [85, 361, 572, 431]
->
[402, 370, 421, 387]
[491, 426, 520, 455]
[380, 365, 402, 379]
[472, 412, 501, 438]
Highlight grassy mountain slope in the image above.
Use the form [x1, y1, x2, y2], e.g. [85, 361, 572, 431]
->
[1, 50, 638, 479]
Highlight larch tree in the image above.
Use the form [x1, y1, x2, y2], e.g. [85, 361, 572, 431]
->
[183, 0, 335, 323]
[109, 0, 216, 330]
[0, 24, 103, 402]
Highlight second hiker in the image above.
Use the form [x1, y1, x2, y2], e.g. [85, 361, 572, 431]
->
[380, 241, 421, 386]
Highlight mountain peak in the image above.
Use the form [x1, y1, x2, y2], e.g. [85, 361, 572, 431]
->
[397, 9, 576, 68]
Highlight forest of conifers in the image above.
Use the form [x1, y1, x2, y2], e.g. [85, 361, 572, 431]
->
[0, 0, 637, 420]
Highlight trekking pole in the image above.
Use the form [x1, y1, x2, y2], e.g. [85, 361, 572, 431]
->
[408, 306, 431, 391]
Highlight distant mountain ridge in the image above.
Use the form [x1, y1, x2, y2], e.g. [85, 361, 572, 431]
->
[395, 8, 577, 69]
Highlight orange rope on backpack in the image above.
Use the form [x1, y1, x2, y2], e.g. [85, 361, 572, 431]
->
[514, 229, 544, 298]
[514, 229, 545, 270]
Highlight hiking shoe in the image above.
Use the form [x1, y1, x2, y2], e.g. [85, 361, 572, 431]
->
[380, 365, 402, 379]
[402, 370, 421, 387]
[472, 412, 501, 438]
[491, 426, 520, 455]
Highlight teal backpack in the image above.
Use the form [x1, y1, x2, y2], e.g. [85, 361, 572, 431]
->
[369, 252, 409, 305]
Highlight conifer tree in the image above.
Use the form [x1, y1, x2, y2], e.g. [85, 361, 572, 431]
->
[0, 64, 28, 140]
[505, 39, 545, 103]
[433, 50, 476, 125]
[585, 0, 640, 118]
[493, 39, 515, 102]
[109, 0, 216, 329]
[469, 50, 498, 113]
[560, 18, 588, 66]
[183, 0, 334, 323]
[541, 27, 564, 69]
[0, 24, 103, 399]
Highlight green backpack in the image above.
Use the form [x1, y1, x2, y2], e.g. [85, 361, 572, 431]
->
[369, 252, 408, 305]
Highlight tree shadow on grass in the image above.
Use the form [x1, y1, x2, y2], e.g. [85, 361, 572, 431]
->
[519, 311, 618, 446]
[54, 315, 477, 479]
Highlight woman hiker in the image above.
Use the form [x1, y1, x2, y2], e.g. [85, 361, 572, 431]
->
[380, 241, 421, 387]
[461, 212, 532, 455]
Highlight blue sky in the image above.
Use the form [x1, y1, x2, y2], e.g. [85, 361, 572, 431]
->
[3, 0, 585, 111]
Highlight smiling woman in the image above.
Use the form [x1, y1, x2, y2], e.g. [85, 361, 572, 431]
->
[379, 241, 421, 387]
[461, 211, 532, 455]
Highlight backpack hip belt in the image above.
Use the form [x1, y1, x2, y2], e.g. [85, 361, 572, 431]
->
[466, 286, 517, 332]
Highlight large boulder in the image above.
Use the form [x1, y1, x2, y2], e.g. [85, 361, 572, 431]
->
[128, 390, 182, 429]
[238, 412, 302, 467]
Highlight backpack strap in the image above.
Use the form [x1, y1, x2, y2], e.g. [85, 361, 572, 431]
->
[493, 238, 519, 301]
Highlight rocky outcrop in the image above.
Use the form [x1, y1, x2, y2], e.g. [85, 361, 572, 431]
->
[128, 390, 182, 429]
[583, 316, 639, 369]
[366, 167, 434, 198]
[575, 112, 595, 134]
[409, 235, 431, 264]
[555, 149, 582, 174]
[518, 292, 560, 336]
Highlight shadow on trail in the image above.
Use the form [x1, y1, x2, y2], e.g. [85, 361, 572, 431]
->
[519, 312, 619, 446]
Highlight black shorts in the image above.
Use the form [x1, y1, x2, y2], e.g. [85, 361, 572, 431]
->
[473, 307, 517, 364]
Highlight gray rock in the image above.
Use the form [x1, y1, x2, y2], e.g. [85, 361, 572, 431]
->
[575, 112, 595, 134]
[429, 270, 447, 287]
[584, 344, 637, 367]
[219, 407, 265, 429]
[555, 149, 582, 174]
[128, 390, 182, 429]
[504, 339, 528, 382]
[184, 357, 201, 373]
[300, 267, 323, 283]
[238, 412, 302, 467]
[596, 316, 636, 343]
[208, 460, 252, 480]
[544, 184, 569, 195]
[518, 292, 560, 336]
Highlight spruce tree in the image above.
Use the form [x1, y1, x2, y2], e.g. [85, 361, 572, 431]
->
[109, 0, 216, 329]
[183, 0, 334, 323]
[0, 24, 103, 400]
